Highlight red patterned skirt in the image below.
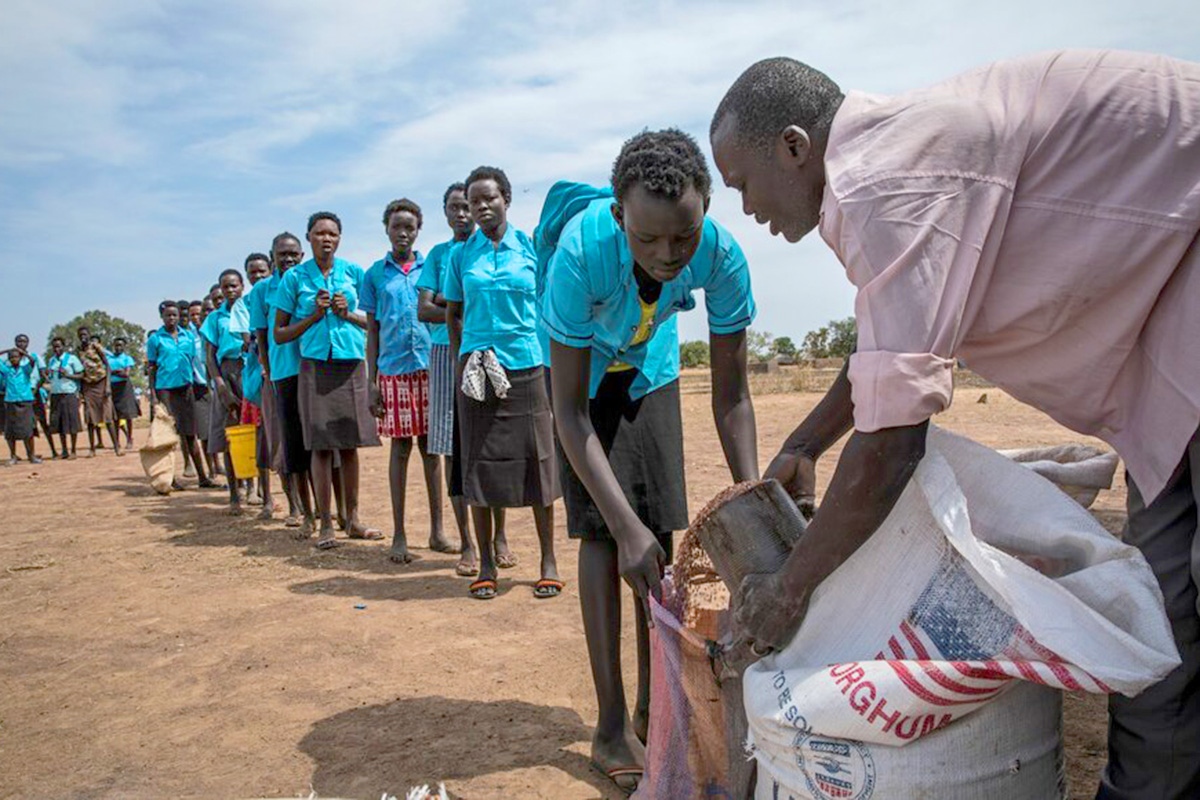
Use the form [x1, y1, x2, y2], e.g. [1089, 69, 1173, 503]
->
[378, 371, 429, 439]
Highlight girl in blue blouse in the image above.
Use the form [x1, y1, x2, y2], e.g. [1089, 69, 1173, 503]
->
[444, 166, 561, 600]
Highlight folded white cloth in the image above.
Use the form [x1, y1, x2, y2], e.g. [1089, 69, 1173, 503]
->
[461, 350, 510, 402]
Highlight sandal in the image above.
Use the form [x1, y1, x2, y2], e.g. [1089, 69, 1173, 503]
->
[347, 525, 383, 541]
[590, 762, 643, 796]
[455, 560, 480, 577]
[533, 579, 565, 599]
[315, 535, 339, 550]
[469, 579, 497, 600]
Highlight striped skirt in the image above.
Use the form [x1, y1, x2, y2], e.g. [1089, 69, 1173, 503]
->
[427, 344, 455, 455]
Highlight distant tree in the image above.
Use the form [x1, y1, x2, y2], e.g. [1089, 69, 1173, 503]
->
[47, 310, 148, 389]
[679, 340, 710, 369]
[826, 317, 857, 358]
[745, 329, 775, 362]
[801, 317, 856, 359]
[772, 336, 798, 360]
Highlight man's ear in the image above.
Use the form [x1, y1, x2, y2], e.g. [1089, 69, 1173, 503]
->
[610, 202, 624, 231]
[778, 125, 813, 167]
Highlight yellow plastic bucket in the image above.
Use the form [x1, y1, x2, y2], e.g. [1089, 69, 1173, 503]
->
[225, 424, 258, 480]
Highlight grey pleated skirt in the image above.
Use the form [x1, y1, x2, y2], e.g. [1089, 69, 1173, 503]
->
[297, 358, 381, 452]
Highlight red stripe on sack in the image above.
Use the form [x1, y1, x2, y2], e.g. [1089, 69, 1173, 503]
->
[889, 637, 906, 659]
[900, 621, 932, 660]
[917, 661, 1008, 697]
[949, 661, 1012, 681]
[885, 660, 994, 707]
[1011, 658, 1048, 685]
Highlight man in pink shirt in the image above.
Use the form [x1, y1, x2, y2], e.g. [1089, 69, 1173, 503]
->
[711, 50, 1199, 799]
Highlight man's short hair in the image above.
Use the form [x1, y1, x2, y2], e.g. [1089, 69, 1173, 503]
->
[711, 57, 844, 154]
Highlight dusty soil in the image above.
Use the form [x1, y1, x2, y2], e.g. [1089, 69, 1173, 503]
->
[0, 388, 1118, 799]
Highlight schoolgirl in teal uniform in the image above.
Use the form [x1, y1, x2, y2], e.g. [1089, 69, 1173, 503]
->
[202, 268, 248, 514]
[46, 337, 84, 459]
[443, 166, 561, 601]
[274, 212, 381, 550]
[542, 129, 759, 793]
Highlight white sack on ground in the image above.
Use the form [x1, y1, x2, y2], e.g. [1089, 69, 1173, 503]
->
[745, 427, 1178, 799]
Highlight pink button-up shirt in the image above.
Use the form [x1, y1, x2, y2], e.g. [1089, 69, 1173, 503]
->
[821, 50, 1200, 501]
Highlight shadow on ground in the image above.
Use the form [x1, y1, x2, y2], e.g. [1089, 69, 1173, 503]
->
[300, 695, 614, 799]
[289, 572, 544, 603]
[96, 476, 464, 578]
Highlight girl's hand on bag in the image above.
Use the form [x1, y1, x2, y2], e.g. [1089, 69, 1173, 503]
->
[734, 570, 813, 655]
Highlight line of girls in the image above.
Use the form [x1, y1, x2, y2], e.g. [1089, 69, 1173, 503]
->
[2, 330, 141, 465]
[142, 127, 756, 797]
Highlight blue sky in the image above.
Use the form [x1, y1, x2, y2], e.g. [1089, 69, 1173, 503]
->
[2, 0, 1195, 352]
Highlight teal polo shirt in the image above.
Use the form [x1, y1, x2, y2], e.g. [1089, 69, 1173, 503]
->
[442, 226, 542, 371]
[108, 353, 134, 383]
[414, 240, 459, 346]
[274, 258, 367, 362]
[541, 193, 756, 399]
[1, 359, 39, 402]
[146, 327, 196, 390]
[199, 304, 245, 363]
[251, 272, 302, 381]
[47, 354, 83, 395]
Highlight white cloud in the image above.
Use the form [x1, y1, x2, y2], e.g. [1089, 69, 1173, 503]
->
[1, 0, 1197, 349]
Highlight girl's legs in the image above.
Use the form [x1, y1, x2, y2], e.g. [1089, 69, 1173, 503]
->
[421, 436, 453, 553]
[311, 450, 337, 548]
[470, 505, 498, 596]
[578, 538, 644, 788]
[445, 456, 476, 574]
[532, 503, 560, 586]
[339, 448, 378, 539]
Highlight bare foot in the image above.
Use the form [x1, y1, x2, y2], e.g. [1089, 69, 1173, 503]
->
[455, 547, 479, 577]
[494, 537, 518, 568]
[228, 501, 243, 517]
[347, 522, 383, 540]
[429, 533, 461, 554]
[283, 515, 302, 528]
[293, 518, 315, 541]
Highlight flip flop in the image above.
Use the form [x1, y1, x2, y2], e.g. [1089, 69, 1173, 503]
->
[347, 526, 384, 541]
[455, 561, 480, 577]
[533, 579, 565, 599]
[469, 579, 497, 600]
[590, 762, 642, 796]
[496, 551, 519, 569]
[315, 536, 340, 550]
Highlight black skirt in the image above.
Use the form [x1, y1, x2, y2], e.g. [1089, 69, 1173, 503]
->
[112, 381, 140, 420]
[193, 384, 211, 442]
[458, 363, 560, 508]
[297, 359, 380, 452]
[561, 371, 688, 542]
[4, 401, 34, 441]
[49, 392, 82, 435]
[274, 375, 311, 475]
[160, 385, 196, 437]
[206, 358, 243, 455]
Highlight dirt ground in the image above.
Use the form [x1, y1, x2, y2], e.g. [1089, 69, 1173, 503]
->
[0, 388, 1120, 799]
